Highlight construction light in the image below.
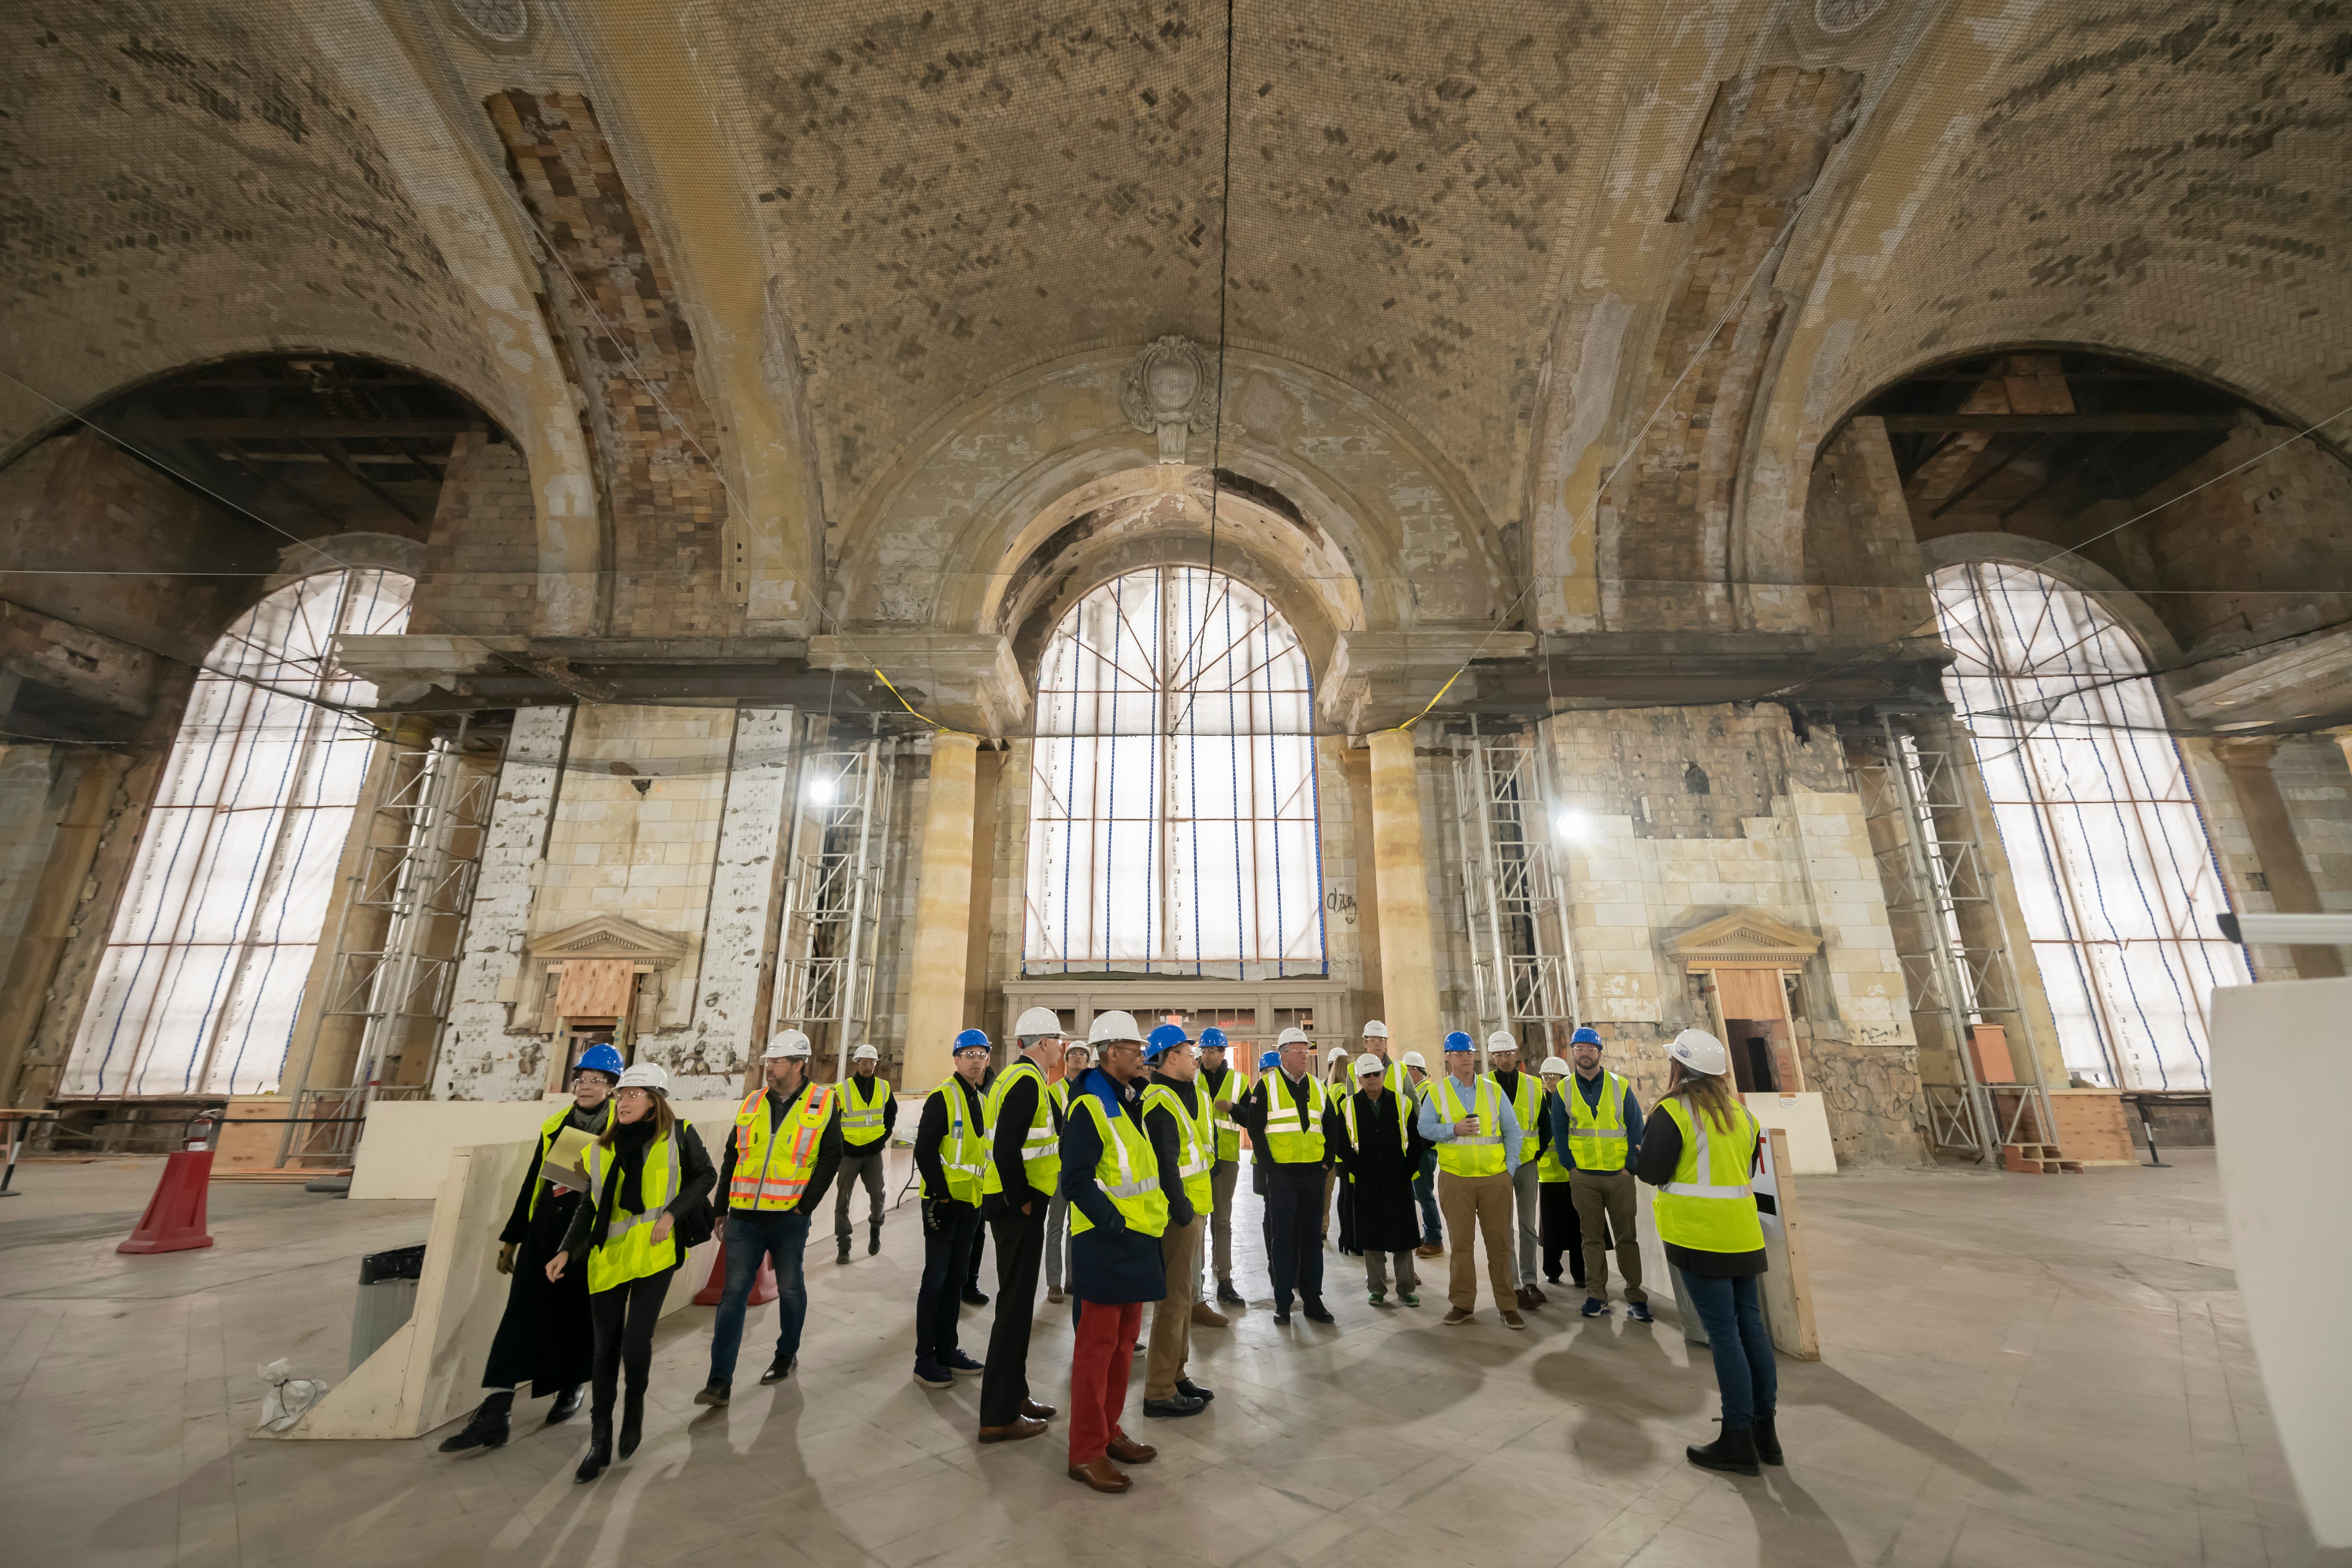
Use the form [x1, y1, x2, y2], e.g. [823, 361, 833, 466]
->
[808, 773, 837, 804]
[1554, 808, 1588, 841]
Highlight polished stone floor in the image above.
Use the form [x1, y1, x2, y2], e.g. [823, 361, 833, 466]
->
[2, 1148, 2340, 1568]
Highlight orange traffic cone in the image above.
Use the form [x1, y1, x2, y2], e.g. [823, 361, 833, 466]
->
[692, 1233, 779, 1306]
[118, 1149, 216, 1253]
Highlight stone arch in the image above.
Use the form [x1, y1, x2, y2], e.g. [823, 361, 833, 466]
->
[1919, 532, 2183, 673]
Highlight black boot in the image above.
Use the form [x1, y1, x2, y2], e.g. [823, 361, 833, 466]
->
[574, 1417, 612, 1484]
[1752, 1412, 1783, 1466]
[1686, 1422, 1761, 1477]
[544, 1383, 585, 1427]
[438, 1391, 512, 1452]
[618, 1388, 645, 1460]
[868, 1220, 882, 1256]
[837, 1235, 852, 1265]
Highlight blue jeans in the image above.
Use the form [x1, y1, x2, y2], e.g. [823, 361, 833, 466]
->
[1413, 1150, 1443, 1244]
[708, 1209, 810, 1382]
[1678, 1270, 1776, 1430]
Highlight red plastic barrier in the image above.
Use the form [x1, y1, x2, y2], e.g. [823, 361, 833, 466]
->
[692, 1233, 778, 1306]
[118, 1149, 216, 1253]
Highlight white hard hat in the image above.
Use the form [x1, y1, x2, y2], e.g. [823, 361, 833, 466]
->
[1088, 1009, 1144, 1045]
[1360, 1020, 1388, 1039]
[1669, 1028, 1731, 1077]
[1013, 1006, 1065, 1039]
[763, 1028, 812, 1060]
[1277, 1026, 1311, 1047]
[616, 1062, 669, 1094]
[850, 1043, 879, 1062]
[1486, 1031, 1519, 1054]
[1355, 1053, 1386, 1078]
[1401, 1050, 1428, 1070]
[1540, 1055, 1570, 1077]
[1327, 1044, 1351, 1063]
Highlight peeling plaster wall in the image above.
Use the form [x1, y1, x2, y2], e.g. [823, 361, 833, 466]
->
[415, 432, 539, 638]
[697, 707, 797, 1083]
[1540, 704, 1928, 1168]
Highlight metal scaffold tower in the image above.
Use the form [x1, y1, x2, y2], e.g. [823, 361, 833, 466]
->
[280, 725, 495, 1166]
[1452, 729, 1582, 1051]
[772, 732, 896, 1081]
[1847, 717, 2055, 1162]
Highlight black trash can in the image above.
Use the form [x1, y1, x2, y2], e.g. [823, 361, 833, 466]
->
[351, 1244, 427, 1371]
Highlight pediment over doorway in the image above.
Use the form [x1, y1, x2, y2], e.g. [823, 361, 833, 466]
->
[1666, 909, 1822, 970]
[525, 914, 692, 964]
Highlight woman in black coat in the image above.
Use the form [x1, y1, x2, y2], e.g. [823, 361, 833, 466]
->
[1329, 1055, 1431, 1307]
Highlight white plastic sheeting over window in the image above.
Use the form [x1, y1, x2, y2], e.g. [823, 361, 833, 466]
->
[63, 570, 412, 1098]
[1024, 566, 1326, 978]
[1932, 560, 2245, 1091]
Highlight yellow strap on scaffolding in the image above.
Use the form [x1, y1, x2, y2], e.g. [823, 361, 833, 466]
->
[1380, 666, 1465, 735]
[871, 666, 972, 739]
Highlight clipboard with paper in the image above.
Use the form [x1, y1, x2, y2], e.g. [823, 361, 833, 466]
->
[541, 1125, 598, 1194]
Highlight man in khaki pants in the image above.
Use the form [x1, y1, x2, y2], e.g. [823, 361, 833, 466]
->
[1415, 1030, 1527, 1329]
[1138, 1024, 1218, 1417]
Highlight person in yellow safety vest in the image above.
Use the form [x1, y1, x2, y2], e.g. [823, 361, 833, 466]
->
[1551, 1024, 1651, 1324]
[1059, 1010, 1168, 1493]
[833, 1042, 895, 1265]
[1193, 1027, 1248, 1309]
[1401, 1049, 1445, 1258]
[1637, 1028, 1780, 1477]
[911, 1029, 992, 1389]
[1322, 1042, 1354, 1249]
[1360, 1019, 1412, 1099]
[547, 1061, 715, 1484]
[1484, 1030, 1551, 1312]
[693, 1028, 842, 1409]
[1138, 1023, 1223, 1420]
[1337, 1053, 1430, 1308]
[438, 1042, 621, 1454]
[1532, 1055, 1592, 1294]
[1233, 1026, 1336, 1324]
[972, 1007, 1070, 1444]
[1417, 1031, 1527, 1328]
[1044, 1040, 1090, 1303]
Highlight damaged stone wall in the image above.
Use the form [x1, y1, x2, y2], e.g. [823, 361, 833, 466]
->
[1800, 415, 1935, 643]
[413, 432, 539, 638]
[1540, 703, 1927, 1168]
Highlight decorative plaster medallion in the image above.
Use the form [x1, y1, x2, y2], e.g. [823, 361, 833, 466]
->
[1813, 0, 1886, 33]
[1120, 336, 1216, 464]
[454, 0, 528, 43]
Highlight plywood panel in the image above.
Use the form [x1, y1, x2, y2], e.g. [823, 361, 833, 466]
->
[1712, 967, 1786, 1021]
[554, 958, 637, 1019]
[2047, 1089, 2135, 1163]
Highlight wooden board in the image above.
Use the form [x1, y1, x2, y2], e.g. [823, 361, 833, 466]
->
[2046, 1089, 2135, 1164]
[1755, 1127, 1819, 1360]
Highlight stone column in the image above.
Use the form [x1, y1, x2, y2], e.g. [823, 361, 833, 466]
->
[2214, 738, 2342, 979]
[1366, 729, 1440, 1051]
[902, 733, 980, 1091]
[701, 707, 796, 1080]
[0, 750, 130, 1106]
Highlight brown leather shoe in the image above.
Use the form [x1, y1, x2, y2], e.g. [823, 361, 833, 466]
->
[1190, 1302, 1230, 1328]
[1526, 1283, 1549, 1306]
[1514, 1285, 1539, 1311]
[1443, 1306, 1473, 1326]
[1105, 1433, 1158, 1465]
[1047, 1286, 1065, 1303]
[1068, 1458, 1132, 1493]
[978, 1417, 1048, 1444]
[1501, 1310, 1527, 1330]
[1020, 1398, 1057, 1421]
[1416, 1244, 1444, 1259]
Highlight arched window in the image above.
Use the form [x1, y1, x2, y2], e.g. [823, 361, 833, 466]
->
[1931, 560, 2246, 1090]
[1024, 566, 1325, 977]
[64, 569, 413, 1097]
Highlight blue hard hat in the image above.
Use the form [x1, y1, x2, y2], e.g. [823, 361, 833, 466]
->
[1259, 1050, 1280, 1071]
[953, 1028, 991, 1054]
[1198, 1026, 1228, 1050]
[1570, 1026, 1603, 1046]
[574, 1043, 625, 1080]
[1442, 1031, 1475, 1054]
[1144, 1022, 1189, 1060]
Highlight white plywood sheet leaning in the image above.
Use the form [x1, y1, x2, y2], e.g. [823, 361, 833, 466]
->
[1744, 1091, 1837, 1175]
[2209, 977, 2352, 1548]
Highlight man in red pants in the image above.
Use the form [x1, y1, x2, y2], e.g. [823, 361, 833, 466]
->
[1057, 1010, 1168, 1494]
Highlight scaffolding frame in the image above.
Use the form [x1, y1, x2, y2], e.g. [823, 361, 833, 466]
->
[772, 732, 896, 1083]
[1849, 717, 2054, 1161]
[1451, 727, 1583, 1050]
[277, 723, 494, 1165]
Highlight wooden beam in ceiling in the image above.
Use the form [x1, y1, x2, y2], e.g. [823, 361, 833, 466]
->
[123, 418, 475, 438]
[1878, 413, 2239, 434]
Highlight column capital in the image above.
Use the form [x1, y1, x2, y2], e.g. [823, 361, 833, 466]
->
[2211, 736, 2283, 768]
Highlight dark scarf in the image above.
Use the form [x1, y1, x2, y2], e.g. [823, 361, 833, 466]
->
[599, 1116, 661, 1230]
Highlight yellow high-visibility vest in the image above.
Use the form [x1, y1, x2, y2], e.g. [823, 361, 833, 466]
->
[1141, 1081, 1216, 1212]
[1258, 1072, 1328, 1164]
[1204, 1065, 1245, 1162]
[1340, 1088, 1411, 1165]
[528, 1100, 611, 1221]
[1535, 1082, 1573, 1183]
[1564, 1070, 1633, 1173]
[1490, 1070, 1544, 1148]
[982, 1058, 1062, 1197]
[921, 1078, 989, 1205]
[839, 1074, 893, 1150]
[1428, 1074, 1506, 1177]
[582, 1127, 683, 1294]
[1651, 1096, 1765, 1255]
[1067, 1092, 1169, 1240]
[729, 1085, 838, 1210]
